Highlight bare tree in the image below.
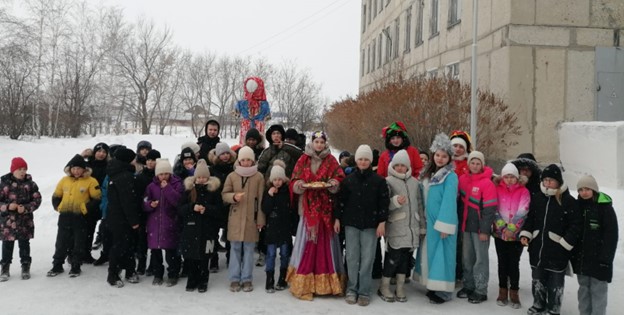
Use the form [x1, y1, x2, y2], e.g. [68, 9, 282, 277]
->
[180, 51, 216, 137]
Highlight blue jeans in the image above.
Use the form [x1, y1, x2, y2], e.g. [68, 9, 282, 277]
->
[265, 243, 290, 273]
[578, 274, 608, 315]
[228, 241, 255, 283]
[345, 226, 377, 297]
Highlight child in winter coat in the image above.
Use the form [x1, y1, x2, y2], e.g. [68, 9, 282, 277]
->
[378, 150, 425, 303]
[520, 164, 581, 315]
[493, 163, 530, 308]
[143, 158, 184, 287]
[48, 154, 102, 278]
[0, 158, 42, 281]
[261, 160, 292, 293]
[222, 146, 265, 293]
[572, 175, 618, 315]
[335, 144, 390, 307]
[178, 159, 223, 293]
[457, 151, 498, 304]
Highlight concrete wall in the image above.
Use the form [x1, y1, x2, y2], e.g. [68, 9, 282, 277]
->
[559, 122, 624, 189]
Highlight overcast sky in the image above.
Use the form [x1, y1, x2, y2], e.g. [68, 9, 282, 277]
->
[88, 0, 361, 102]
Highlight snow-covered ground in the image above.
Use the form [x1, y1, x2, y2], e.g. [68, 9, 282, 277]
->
[0, 134, 622, 314]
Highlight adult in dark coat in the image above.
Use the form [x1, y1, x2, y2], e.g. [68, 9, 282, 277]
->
[197, 119, 221, 162]
[105, 148, 141, 287]
[511, 153, 542, 197]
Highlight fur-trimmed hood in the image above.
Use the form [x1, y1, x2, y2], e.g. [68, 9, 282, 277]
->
[63, 166, 93, 178]
[183, 175, 221, 192]
[208, 147, 237, 166]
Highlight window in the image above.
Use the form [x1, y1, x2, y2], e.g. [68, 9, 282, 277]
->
[362, 4, 366, 33]
[404, 6, 412, 53]
[427, 68, 438, 78]
[414, 0, 424, 46]
[368, 0, 372, 25]
[373, 0, 377, 19]
[394, 17, 400, 59]
[448, 0, 461, 27]
[384, 26, 391, 64]
[372, 41, 376, 71]
[430, 0, 439, 37]
[446, 62, 459, 79]
[367, 45, 371, 74]
[360, 50, 365, 77]
[378, 33, 383, 68]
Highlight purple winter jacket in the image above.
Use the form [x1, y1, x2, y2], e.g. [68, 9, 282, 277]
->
[143, 175, 183, 249]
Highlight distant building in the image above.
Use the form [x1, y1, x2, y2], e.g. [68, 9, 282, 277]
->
[359, 0, 624, 161]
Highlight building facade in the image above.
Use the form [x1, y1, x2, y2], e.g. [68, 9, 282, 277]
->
[359, 0, 624, 162]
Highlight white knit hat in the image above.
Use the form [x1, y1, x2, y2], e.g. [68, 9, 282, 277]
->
[237, 146, 255, 162]
[269, 160, 289, 182]
[468, 151, 485, 165]
[390, 149, 411, 169]
[355, 144, 373, 161]
[577, 175, 599, 192]
[451, 137, 467, 150]
[501, 163, 519, 178]
[181, 141, 200, 154]
[155, 158, 173, 175]
[195, 159, 210, 178]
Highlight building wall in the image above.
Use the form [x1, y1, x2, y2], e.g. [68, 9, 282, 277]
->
[359, 0, 624, 162]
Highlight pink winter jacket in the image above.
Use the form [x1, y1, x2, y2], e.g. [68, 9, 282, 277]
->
[493, 180, 530, 241]
[458, 167, 498, 233]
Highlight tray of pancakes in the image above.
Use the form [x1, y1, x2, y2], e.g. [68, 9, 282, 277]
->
[302, 181, 332, 189]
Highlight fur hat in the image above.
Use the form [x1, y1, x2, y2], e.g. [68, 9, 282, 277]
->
[311, 131, 327, 142]
[468, 151, 485, 165]
[237, 146, 255, 162]
[136, 140, 152, 152]
[429, 133, 453, 157]
[67, 154, 87, 169]
[180, 147, 197, 163]
[195, 159, 211, 178]
[269, 160, 289, 182]
[390, 150, 410, 169]
[146, 149, 161, 161]
[155, 158, 173, 175]
[10, 157, 28, 173]
[285, 128, 299, 141]
[355, 144, 373, 161]
[245, 128, 262, 142]
[266, 124, 286, 144]
[93, 142, 109, 154]
[215, 142, 230, 157]
[181, 142, 200, 154]
[577, 175, 599, 192]
[541, 164, 563, 185]
[115, 148, 136, 164]
[501, 163, 519, 178]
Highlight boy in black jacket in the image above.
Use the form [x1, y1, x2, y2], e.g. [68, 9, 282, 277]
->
[334, 145, 389, 307]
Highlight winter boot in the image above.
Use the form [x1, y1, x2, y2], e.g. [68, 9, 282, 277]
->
[275, 268, 288, 290]
[255, 253, 265, 267]
[166, 276, 179, 287]
[93, 253, 108, 266]
[136, 257, 146, 275]
[377, 276, 395, 302]
[509, 289, 521, 309]
[21, 263, 30, 280]
[68, 264, 81, 277]
[125, 271, 139, 284]
[496, 288, 509, 306]
[265, 271, 275, 293]
[107, 273, 124, 288]
[47, 264, 64, 277]
[0, 263, 10, 282]
[395, 274, 407, 302]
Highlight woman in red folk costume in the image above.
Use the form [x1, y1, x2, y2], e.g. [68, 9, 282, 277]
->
[235, 77, 271, 145]
[287, 131, 346, 300]
[377, 122, 424, 178]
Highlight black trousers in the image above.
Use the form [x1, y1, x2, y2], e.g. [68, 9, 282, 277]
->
[108, 225, 137, 278]
[150, 249, 181, 279]
[372, 237, 383, 278]
[1, 239, 31, 265]
[494, 238, 524, 290]
[531, 267, 565, 314]
[84, 211, 100, 258]
[382, 247, 413, 277]
[136, 224, 148, 271]
[185, 257, 210, 289]
[53, 214, 87, 266]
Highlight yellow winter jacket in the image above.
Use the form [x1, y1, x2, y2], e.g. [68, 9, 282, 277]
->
[53, 168, 101, 215]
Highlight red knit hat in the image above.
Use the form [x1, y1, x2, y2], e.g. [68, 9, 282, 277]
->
[11, 157, 28, 173]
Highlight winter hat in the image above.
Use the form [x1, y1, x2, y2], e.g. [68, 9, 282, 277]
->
[136, 140, 152, 152]
[355, 145, 373, 161]
[237, 146, 255, 162]
[10, 157, 28, 173]
[429, 133, 453, 157]
[517, 153, 537, 162]
[577, 175, 599, 192]
[269, 160, 289, 182]
[285, 128, 299, 141]
[180, 147, 197, 163]
[451, 137, 467, 150]
[67, 154, 87, 169]
[194, 159, 211, 178]
[541, 164, 563, 185]
[390, 150, 411, 169]
[245, 128, 262, 142]
[501, 163, 519, 178]
[108, 144, 126, 158]
[155, 158, 173, 175]
[382, 121, 409, 139]
[468, 151, 485, 165]
[114, 148, 136, 164]
[311, 131, 327, 141]
[146, 149, 161, 161]
[266, 124, 286, 144]
[93, 142, 110, 154]
[181, 142, 200, 154]
[449, 130, 472, 153]
[339, 151, 351, 161]
[215, 142, 231, 157]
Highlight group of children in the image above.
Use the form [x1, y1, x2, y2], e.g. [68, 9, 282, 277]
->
[0, 120, 618, 315]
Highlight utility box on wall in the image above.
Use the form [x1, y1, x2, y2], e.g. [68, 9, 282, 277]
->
[596, 47, 624, 122]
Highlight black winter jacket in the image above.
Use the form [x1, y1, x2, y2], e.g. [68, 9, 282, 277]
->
[571, 193, 619, 282]
[106, 159, 140, 230]
[520, 184, 581, 272]
[197, 135, 220, 162]
[335, 168, 389, 230]
[261, 185, 292, 245]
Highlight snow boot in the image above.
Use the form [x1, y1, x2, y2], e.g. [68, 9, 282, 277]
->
[395, 274, 407, 302]
[68, 264, 81, 277]
[21, 263, 30, 280]
[0, 263, 9, 282]
[275, 268, 288, 290]
[265, 271, 275, 293]
[509, 289, 521, 309]
[377, 276, 395, 302]
[496, 287, 509, 306]
[47, 264, 64, 277]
